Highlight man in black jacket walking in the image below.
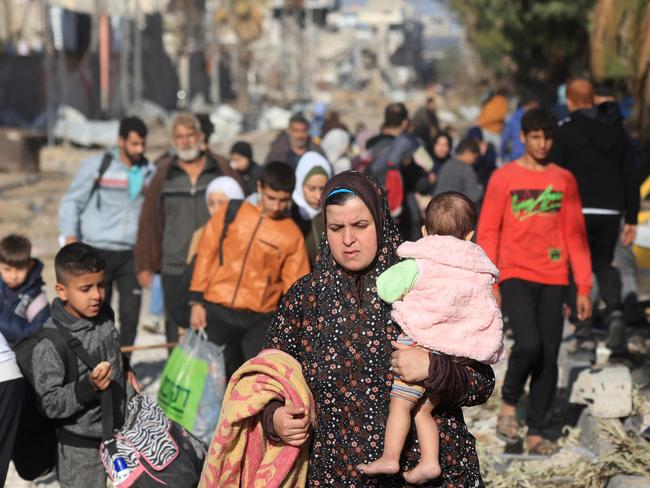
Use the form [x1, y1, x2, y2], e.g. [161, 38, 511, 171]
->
[550, 78, 639, 359]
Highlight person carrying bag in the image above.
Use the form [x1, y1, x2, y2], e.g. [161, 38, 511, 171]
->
[52, 319, 207, 488]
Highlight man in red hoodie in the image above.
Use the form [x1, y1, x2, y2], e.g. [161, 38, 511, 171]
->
[478, 108, 592, 455]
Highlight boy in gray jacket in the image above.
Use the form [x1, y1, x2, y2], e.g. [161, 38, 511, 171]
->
[59, 117, 152, 350]
[31, 243, 139, 488]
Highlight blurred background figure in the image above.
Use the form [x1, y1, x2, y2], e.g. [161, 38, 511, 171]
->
[229, 141, 262, 196]
[476, 88, 509, 151]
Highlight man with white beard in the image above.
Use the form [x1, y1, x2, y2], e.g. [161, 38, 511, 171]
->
[135, 113, 242, 345]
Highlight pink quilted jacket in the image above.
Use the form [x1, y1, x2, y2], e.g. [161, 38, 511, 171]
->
[392, 235, 506, 364]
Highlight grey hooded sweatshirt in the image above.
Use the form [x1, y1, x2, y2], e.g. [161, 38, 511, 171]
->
[31, 298, 128, 440]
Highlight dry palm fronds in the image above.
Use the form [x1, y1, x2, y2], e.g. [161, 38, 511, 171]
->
[633, 386, 650, 416]
[479, 422, 650, 487]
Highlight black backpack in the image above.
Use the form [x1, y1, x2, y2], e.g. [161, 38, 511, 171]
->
[81, 152, 113, 213]
[172, 199, 243, 326]
[11, 312, 117, 481]
[39, 320, 204, 487]
[12, 327, 81, 480]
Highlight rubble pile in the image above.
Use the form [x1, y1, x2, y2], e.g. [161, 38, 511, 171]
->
[467, 321, 650, 487]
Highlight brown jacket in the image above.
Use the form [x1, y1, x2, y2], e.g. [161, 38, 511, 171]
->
[189, 202, 309, 313]
[134, 151, 241, 275]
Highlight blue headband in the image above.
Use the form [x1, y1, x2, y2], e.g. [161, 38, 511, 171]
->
[326, 187, 355, 199]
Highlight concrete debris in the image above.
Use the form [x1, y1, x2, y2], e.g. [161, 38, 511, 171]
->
[623, 415, 650, 441]
[53, 106, 119, 147]
[570, 366, 633, 418]
[437, 108, 459, 125]
[558, 355, 591, 390]
[190, 94, 213, 114]
[576, 411, 618, 457]
[624, 416, 646, 437]
[128, 99, 169, 126]
[257, 107, 292, 131]
[387, 88, 408, 102]
[631, 363, 650, 389]
[457, 105, 480, 122]
[606, 475, 650, 488]
[209, 105, 243, 143]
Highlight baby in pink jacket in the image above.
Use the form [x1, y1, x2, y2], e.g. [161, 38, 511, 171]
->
[358, 191, 505, 484]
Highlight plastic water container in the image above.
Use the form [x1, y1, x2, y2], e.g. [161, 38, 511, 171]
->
[113, 456, 130, 486]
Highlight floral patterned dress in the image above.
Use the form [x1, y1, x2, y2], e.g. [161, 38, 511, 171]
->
[265, 172, 494, 487]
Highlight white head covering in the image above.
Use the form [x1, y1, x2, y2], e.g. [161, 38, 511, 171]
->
[321, 129, 351, 174]
[292, 151, 332, 220]
[205, 176, 244, 204]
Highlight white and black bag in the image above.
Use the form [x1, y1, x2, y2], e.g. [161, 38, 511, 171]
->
[53, 320, 206, 488]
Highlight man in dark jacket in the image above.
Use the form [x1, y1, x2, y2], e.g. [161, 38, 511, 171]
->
[135, 113, 242, 345]
[264, 113, 325, 169]
[365, 102, 412, 218]
[549, 78, 640, 358]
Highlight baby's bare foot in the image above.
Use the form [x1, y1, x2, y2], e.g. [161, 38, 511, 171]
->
[356, 457, 400, 476]
[403, 460, 441, 485]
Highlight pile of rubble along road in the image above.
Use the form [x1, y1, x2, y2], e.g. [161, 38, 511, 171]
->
[465, 321, 650, 487]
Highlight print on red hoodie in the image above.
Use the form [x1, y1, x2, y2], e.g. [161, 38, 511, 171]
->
[477, 162, 592, 295]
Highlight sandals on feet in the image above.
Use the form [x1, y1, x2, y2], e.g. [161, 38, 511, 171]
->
[526, 437, 558, 456]
[496, 414, 521, 444]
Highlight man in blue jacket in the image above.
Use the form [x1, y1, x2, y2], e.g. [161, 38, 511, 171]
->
[59, 117, 152, 349]
[500, 95, 540, 163]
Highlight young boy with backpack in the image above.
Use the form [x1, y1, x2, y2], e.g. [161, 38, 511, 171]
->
[477, 108, 592, 455]
[27, 243, 139, 487]
[0, 234, 50, 345]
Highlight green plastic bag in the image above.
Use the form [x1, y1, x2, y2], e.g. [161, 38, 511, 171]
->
[157, 330, 226, 444]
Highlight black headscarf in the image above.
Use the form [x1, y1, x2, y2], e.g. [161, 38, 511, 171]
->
[321, 170, 386, 245]
[432, 132, 453, 173]
[266, 171, 410, 485]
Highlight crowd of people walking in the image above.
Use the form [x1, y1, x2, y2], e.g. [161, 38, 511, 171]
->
[0, 76, 647, 487]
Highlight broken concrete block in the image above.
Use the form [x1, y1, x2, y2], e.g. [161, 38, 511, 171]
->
[623, 414, 650, 436]
[606, 474, 650, 488]
[577, 410, 617, 457]
[570, 366, 632, 418]
[558, 355, 591, 389]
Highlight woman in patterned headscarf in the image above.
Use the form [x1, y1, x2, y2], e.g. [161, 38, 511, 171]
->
[264, 171, 494, 487]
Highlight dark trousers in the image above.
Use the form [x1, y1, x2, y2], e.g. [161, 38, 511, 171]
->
[501, 279, 565, 436]
[161, 273, 186, 345]
[398, 192, 422, 242]
[98, 249, 142, 349]
[205, 303, 274, 378]
[578, 214, 622, 309]
[0, 377, 24, 486]
[569, 214, 622, 337]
